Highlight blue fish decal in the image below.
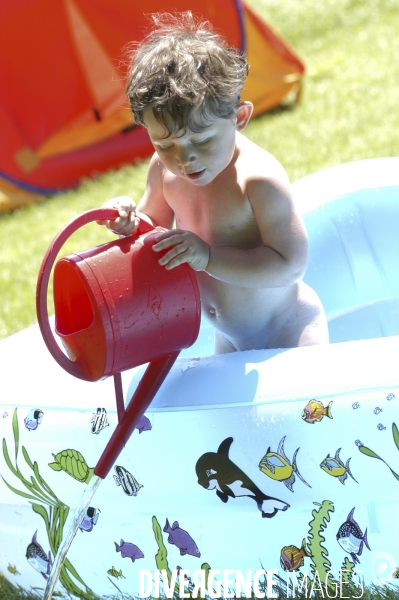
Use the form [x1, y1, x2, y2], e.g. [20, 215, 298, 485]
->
[25, 531, 52, 579]
[24, 409, 43, 431]
[336, 507, 371, 564]
[79, 507, 100, 532]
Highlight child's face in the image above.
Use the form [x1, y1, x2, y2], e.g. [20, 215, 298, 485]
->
[143, 107, 239, 186]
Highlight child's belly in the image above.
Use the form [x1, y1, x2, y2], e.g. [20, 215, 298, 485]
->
[196, 274, 327, 350]
[196, 273, 296, 343]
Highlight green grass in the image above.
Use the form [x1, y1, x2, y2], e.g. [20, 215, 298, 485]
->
[2, 0, 399, 597]
[2, 570, 399, 600]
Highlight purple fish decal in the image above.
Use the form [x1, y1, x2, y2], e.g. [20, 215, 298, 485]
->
[163, 519, 200, 557]
[336, 507, 371, 564]
[115, 539, 144, 562]
[24, 409, 43, 431]
[135, 415, 152, 434]
[25, 531, 52, 579]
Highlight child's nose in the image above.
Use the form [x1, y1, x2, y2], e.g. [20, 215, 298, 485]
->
[177, 147, 196, 167]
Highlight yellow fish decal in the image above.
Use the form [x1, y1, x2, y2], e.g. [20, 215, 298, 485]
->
[259, 436, 311, 492]
[302, 399, 333, 424]
[7, 563, 20, 575]
[320, 448, 358, 484]
[280, 539, 312, 571]
[107, 566, 125, 579]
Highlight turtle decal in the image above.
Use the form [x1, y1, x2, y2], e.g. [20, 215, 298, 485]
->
[49, 449, 94, 483]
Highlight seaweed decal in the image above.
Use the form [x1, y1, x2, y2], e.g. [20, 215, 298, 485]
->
[1, 409, 94, 598]
[283, 500, 361, 595]
[358, 422, 399, 481]
[153, 515, 172, 580]
[307, 500, 334, 586]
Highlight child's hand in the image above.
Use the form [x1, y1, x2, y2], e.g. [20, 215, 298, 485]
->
[97, 196, 140, 236]
[152, 229, 210, 272]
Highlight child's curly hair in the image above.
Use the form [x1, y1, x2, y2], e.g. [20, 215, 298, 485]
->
[125, 12, 249, 135]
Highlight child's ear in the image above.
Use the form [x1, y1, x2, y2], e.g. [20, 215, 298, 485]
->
[235, 102, 253, 131]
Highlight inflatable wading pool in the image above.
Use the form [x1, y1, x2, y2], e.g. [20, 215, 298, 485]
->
[1, 158, 399, 598]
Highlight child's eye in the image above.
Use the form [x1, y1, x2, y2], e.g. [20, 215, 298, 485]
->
[158, 145, 173, 152]
[193, 138, 210, 146]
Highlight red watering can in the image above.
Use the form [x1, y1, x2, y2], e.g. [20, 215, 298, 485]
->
[36, 209, 200, 600]
[37, 208, 201, 599]
[36, 208, 201, 479]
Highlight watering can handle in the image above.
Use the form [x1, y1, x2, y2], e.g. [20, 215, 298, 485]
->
[36, 208, 154, 381]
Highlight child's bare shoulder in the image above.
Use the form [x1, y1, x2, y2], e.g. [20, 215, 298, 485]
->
[237, 133, 290, 186]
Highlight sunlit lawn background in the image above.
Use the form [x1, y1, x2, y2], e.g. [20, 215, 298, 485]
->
[1, 0, 399, 598]
[1, 0, 399, 343]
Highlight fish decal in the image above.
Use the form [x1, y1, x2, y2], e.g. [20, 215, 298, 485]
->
[195, 437, 289, 518]
[79, 507, 100, 532]
[25, 531, 52, 579]
[377, 423, 386, 431]
[114, 465, 143, 496]
[259, 436, 311, 492]
[320, 448, 358, 485]
[354, 440, 363, 448]
[336, 507, 371, 564]
[280, 539, 312, 571]
[374, 407, 383, 415]
[302, 399, 333, 424]
[107, 566, 125, 579]
[7, 563, 20, 575]
[24, 409, 43, 431]
[135, 415, 152, 434]
[352, 402, 360, 410]
[91, 408, 109, 434]
[386, 393, 395, 401]
[115, 539, 144, 562]
[164, 519, 201, 557]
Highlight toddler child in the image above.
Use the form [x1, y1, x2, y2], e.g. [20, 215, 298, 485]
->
[99, 11, 329, 353]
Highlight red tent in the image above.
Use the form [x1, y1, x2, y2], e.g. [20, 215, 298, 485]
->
[0, 0, 304, 210]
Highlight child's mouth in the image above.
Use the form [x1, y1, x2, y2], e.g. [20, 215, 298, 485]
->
[185, 169, 205, 180]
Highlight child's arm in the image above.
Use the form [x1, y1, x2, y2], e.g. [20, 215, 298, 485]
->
[152, 175, 308, 289]
[98, 154, 174, 235]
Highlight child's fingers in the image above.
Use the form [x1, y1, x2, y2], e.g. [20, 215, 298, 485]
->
[152, 230, 210, 271]
[97, 196, 135, 225]
[152, 230, 184, 251]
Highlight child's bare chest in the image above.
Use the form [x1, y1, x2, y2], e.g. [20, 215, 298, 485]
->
[163, 175, 261, 247]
